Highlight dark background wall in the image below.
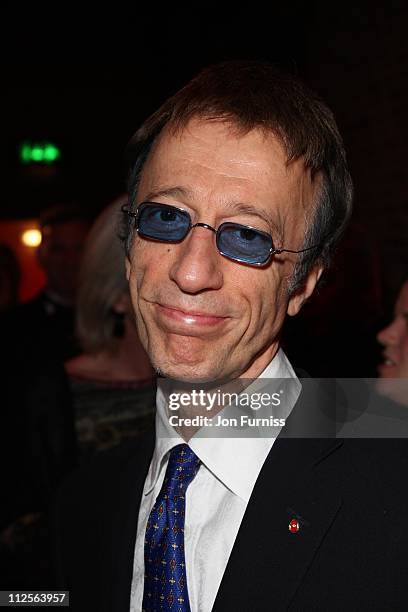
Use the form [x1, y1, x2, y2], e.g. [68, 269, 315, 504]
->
[305, 1, 408, 309]
[3, 1, 407, 311]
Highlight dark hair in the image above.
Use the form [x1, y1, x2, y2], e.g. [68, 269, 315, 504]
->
[123, 60, 353, 292]
[39, 203, 90, 232]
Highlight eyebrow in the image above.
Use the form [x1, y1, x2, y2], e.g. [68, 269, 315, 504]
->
[143, 186, 194, 202]
[142, 186, 283, 239]
[222, 201, 283, 238]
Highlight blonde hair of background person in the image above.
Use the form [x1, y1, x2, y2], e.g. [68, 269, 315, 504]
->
[67, 196, 154, 382]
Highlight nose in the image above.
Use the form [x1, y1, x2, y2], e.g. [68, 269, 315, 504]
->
[169, 226, 223, 294]
[377, 318, 399, 346]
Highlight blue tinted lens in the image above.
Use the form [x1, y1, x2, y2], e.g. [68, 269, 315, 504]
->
[217, 222, 272, 264]
[137, 204, 191, 241]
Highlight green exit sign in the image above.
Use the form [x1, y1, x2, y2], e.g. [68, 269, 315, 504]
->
[19, 141, 61, 164]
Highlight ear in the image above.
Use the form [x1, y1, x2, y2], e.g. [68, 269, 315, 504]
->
[112, 291, 132, 314]
[287, 265, 324, 317]
[125, 256, 131, 281]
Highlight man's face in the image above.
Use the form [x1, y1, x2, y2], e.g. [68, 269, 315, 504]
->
[126, 119, 321, 382]
[39, 220, 89, 302]
[377, 281, 408, 379]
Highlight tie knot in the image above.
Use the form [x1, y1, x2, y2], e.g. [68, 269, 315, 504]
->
[164, 444, 201, 496]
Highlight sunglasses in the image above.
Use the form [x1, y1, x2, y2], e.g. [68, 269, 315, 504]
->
[123, 202, 320, 266]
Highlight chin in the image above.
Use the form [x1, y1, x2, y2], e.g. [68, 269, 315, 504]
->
[376, 375, 408, 407]
[152, 361, 220, 383]
[377, 363, 398, 379]
[147, 336, 225, 382]
[150, 349, 233, 383]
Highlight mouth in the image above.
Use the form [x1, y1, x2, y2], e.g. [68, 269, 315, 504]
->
[156, 303, 230, 328]
[381, 353, 398, 367]
[378, 354, 399, 376]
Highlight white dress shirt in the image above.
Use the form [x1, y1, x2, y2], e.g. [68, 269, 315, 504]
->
[130, 349, 301, 611]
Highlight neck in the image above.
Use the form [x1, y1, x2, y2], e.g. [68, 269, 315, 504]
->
[66, 316, 155, 383]
[111, 317, 155, 380]
[238, 341, 280, 379]
[160, 343, 281, 440]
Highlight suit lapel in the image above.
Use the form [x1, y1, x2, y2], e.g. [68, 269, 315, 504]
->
[214, 388, 344, 611]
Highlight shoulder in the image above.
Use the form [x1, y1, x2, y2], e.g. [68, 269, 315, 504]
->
[0, 295, 42, 331]
[53, 429, 155, 520]
[11, 294, 45, 319]
[305, 438, 408, 512]
[340, 438, 408, 489]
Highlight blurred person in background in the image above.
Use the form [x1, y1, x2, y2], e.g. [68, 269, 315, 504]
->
[1, 203, 91, 366]
[0, 244, 21, 313]
[376, 279, 408, 406]
[0, 198, 156, 588]
[0, 203, 90, 538]
[62, 196, 156, 465]
[27, 196, 156, 494]
[1, 203, 90, 531]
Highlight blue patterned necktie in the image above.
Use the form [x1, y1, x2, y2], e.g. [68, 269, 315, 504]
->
[142, 444, 201, 611]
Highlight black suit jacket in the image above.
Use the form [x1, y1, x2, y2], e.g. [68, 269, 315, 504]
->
[53, 387, 408, 611]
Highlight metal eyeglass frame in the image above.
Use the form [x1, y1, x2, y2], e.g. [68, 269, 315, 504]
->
[122, 201, 322, 266]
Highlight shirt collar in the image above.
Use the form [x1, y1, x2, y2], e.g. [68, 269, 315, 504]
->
[143, 384, 183, 495]
[145, 349, 301, 502]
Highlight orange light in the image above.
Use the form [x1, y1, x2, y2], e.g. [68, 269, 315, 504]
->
[21, 229, 42, 247]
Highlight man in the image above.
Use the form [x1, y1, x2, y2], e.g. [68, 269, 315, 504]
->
[376, 279, 408, 405]
[0, 204, 89, 531]
[54, 62, 408, 611]
[2, 203, 90, 366]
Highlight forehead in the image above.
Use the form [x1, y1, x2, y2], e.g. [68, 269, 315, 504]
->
[153, 118, 287, 169]
[138, 119, 317, 219]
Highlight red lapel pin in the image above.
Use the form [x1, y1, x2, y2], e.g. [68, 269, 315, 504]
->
[288, 518, 300, 533]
